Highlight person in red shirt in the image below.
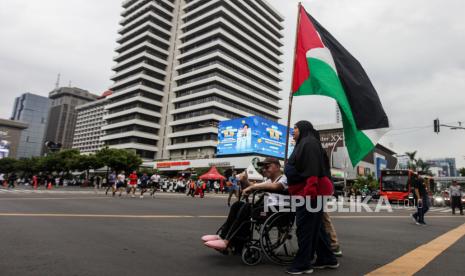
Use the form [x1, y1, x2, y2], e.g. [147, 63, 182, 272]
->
[32, 175, 38, 189]
[128, 171, 138, 198]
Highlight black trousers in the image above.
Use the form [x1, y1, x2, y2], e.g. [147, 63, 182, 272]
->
[451, 196, 463, 214]
[221, 200, 265, 240]
[291, 205, 336, 270]
[413, 197, 430, 223]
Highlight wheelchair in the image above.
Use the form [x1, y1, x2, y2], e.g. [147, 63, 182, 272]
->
[217, 191, 298, 266]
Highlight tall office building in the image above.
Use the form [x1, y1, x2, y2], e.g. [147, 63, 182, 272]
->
[72, 91, 112, 154]
[10, 93, 50, 158]
[103, 0, 284, 160]
[44, 87, 99, 151]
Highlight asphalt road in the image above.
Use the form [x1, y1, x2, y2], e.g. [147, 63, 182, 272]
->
[0, 188, 464, 276]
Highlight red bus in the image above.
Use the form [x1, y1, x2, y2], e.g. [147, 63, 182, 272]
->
[379, 170, 417, 202]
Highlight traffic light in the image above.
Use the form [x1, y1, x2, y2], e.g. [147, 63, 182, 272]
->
[434, 119, 440, 133]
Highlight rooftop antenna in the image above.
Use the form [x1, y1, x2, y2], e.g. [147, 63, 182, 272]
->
[55, 73, 61, 89]
[68, 81, 72, 87]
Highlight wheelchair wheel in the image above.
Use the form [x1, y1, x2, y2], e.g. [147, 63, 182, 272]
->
[260, 212, 297, 265]
[241, 246, 262, 266]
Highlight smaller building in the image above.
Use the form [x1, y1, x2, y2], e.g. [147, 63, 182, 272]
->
[316, 123, 397, 179]
[10, 93, 50, 158]
[425, 158, 457, 177]
[0, 118, 28, 159]
[72, 91, 112, 154]
[44, 87, 99, 153]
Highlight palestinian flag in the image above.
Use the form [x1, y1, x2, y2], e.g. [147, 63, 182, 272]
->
[292, 5, 389, 166]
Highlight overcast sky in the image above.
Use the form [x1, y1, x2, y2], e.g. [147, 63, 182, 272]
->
[1, 0, 464, 168]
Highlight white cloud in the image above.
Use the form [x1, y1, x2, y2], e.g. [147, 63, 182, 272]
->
[0, 0, 464, 167]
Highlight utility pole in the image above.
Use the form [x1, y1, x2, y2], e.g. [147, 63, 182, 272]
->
[433, 119, 465, 133]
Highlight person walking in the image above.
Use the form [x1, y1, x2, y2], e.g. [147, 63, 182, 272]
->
[128, 171, 138, 198]
[411, 176, 430, 225]
[227, 172, 240, 207]
[139, 173, 149, 199]
[200, 180, 207, 198]
[449, 180, 463, 215]
[8, 173, 17, 189]
[106, 172, 115, 196]
[187, 179, 196, 197]
[213, 180, 220, 194]
[116, 171, 126, 197]
[285, 121, 338, 274]
[322, 213, 342, 257]
[150, 173, 160, 197]
[32, 174, 38, 189]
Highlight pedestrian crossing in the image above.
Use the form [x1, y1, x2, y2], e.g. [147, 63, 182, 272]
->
[389, 205, 455, 213]
[0, 188, 97, 195]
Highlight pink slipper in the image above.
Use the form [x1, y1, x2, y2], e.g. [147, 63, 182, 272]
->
[201, 235, 221, 242]
[204, 239, 228, 250]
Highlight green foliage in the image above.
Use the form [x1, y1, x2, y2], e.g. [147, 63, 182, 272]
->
[416, 158, 432, 175]
[353, 174, 379, 192]
[0, 147, 143, 177]
[459, 168, 465, 177]
[0, 158, 18, 174]
[95, 147, 142, 173]
[405, 151, 417, 171]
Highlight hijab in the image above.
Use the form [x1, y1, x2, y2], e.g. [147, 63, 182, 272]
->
[288, 121, 330, 178]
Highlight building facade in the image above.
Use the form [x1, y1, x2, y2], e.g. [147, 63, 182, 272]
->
[426, 158, 457, 177]
[44, 87, 99, 152]
[0, 119, 28, 159]
[72, 91, 112, 154]
[102, 0, 284, 160]
[316, 123, 397, 179]
[10, 93, 50, 158]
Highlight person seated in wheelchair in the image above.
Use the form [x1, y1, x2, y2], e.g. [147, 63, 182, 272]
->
[202, 157, 288, 252]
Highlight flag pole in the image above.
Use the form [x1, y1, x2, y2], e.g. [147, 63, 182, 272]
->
[284, 2, 302, 164]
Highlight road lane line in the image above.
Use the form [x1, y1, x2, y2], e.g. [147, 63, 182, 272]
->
[0, 197, 112, 201]
[366, 222, 465, 276]
[0, 213, 196, 218]
[0, 213, 462, 219]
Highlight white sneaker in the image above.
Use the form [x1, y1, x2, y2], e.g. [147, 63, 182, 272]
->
[140, 195, 144, 199]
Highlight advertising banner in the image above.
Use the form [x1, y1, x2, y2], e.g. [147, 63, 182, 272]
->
[217, 116, 294, 158]
[0, 139, 10, 159]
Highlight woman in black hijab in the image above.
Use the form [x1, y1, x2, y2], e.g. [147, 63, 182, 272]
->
[285, 120, 338, 274]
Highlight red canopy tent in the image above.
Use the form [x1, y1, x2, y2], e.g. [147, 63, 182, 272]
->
[199, 166, 226, 180]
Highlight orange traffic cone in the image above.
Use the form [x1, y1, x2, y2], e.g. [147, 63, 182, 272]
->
[47, 182, 52, 190]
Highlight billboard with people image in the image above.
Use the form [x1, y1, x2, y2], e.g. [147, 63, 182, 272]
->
[217, 116, 294, 158]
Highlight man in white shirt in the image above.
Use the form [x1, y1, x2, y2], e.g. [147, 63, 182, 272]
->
[203, 157, 287, 250]
[449, 181, 463, 215]
[150, 174, 160, 197]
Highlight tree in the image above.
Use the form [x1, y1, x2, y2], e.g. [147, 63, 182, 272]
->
[95, 147, 142, 173]
[353, 174, 379, 192]
[15, 158, 38, 177]
[405, 151, 417, 171]
[0, 158, 18, 174]
[56, 149, 81, 174]
[459, 168, 465, 177]
[75, 154, 104, 180]
[416, 158, 432, 175]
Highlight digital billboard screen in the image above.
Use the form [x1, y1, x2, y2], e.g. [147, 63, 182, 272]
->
[0, 139, 10, 159]
[217, 116, 295, 159]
